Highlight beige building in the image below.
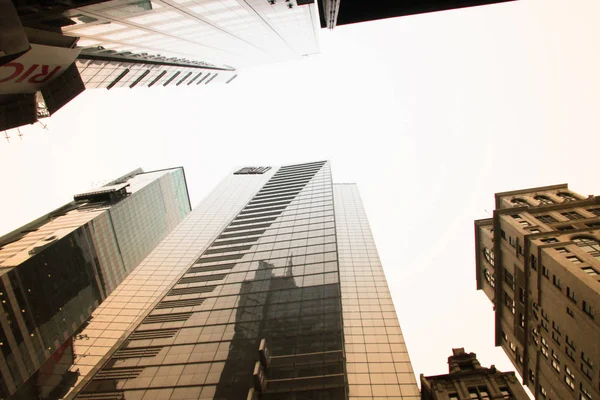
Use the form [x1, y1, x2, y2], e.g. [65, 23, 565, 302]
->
[475, 184, 600, 400]
[420, 348, 528, 400]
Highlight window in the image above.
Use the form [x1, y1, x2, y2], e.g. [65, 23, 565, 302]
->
[538, 214, 559, 224]
[483, 247, 495, 266]
[504, 292, 516, 314]
[530, 254, 537, 271]
[509, 236, 515, 247]
[540, 386, 547, 397]
[449, 394, 459, 400]
[541, 237, 559, 243]
[567, 287, 576, 302]
[499, 387, 511, 399]
[529, 228, 541, 233]
[567, 255, 583, 264]
[519, 312, 525, 328]
[505, 268, 515, 290]
[581, 352, 593, 367]
[512, 214, 531, 227]
[566, 345, 576, 360]
[517, 352, 524, 364]
[519, 287, 525, 303]
[586, 221, 600, 228]
[551, 350, 561, 372]
[552, 321, 562, 335]
[581, 266, 599, 276]
[558, 192, 579, 201]
[558, 225, 575, 231]
[509, 341, 517, 353]
[511, 198, 530, 207]
[566, 335, 576, 349]
[582, 301, 594, 318]
[484, 268, 495, 288]
[541, 337, 549, 358]
[163, 71, 181, 86]
[468, 387, 491, 400]
[552, 275, 562, 289]
[587, 208, 600, 217]
[535, 195, 556, 205]
[501, 229, 506, 239]
[541, 319, 549, 331]
[565, 366, 575, 390]
[572, 237, 600, 259]
[542, 266, 550, 278]
[556, 247, 570, 253]
[563, 211, 585, 220]
[581, 363, 593, 380]
[552, 330, 561, 345]
[567, 306, 574, 318]
[501, 330, 508, 342]
[580, 383, 592, 400]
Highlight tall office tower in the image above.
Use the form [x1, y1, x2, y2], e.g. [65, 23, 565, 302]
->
[50, 161, 420, 400]
[420, 348, 528, 400]
[475, 184, 600, 400]
[316, 0, 515, 29]
[1, 0, 319, 130]
[0, 167, 191, 399]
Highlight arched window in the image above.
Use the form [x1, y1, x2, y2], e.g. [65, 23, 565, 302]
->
[484, 268, 495, 288]
[484, 247, 495, 266]
[534, 195, 555, 205]
[572, 236, 600, 259]
[511, 198, 530, 207]
[557, 192, 578, 202]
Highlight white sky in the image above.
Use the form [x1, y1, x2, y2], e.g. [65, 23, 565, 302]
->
[1, 0, 600, 391]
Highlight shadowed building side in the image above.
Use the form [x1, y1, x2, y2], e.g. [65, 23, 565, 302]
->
[316, 0, 517, 29]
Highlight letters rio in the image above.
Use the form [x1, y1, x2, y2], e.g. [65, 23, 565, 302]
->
[0, 63, 62, 84]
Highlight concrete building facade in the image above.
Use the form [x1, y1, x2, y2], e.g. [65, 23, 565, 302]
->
[420, 348, 528, 400]
[475, 184, 600, 400]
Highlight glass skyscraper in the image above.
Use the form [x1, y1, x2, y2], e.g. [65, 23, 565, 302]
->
[2, 0, 319, 130]
[58, 161, 419, 400]
[0, 167, 191, 399]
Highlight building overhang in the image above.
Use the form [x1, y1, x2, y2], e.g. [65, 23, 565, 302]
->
[317, 0, 517, 29]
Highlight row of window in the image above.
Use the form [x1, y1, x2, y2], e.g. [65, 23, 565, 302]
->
[511, 192, 584, 207]
[531, 307, 596, 397]
[513, 211, 600, 235]
[448, 386, 511, 400]
[541, 266, 596, 319]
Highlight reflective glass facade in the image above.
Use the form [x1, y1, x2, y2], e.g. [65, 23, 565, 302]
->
[59, 0, 320, 68]
[68, 161, 419, 400]
[0, 167, 190, 399]
[334, 184, 419, 400]
[63, 167, 272, 398]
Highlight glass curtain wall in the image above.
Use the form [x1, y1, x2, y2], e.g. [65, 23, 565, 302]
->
[334, 184, 420, 400]
[75, 161, 346, 400]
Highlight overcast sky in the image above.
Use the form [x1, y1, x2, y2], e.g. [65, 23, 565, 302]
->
[2, 0, 600, 391]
